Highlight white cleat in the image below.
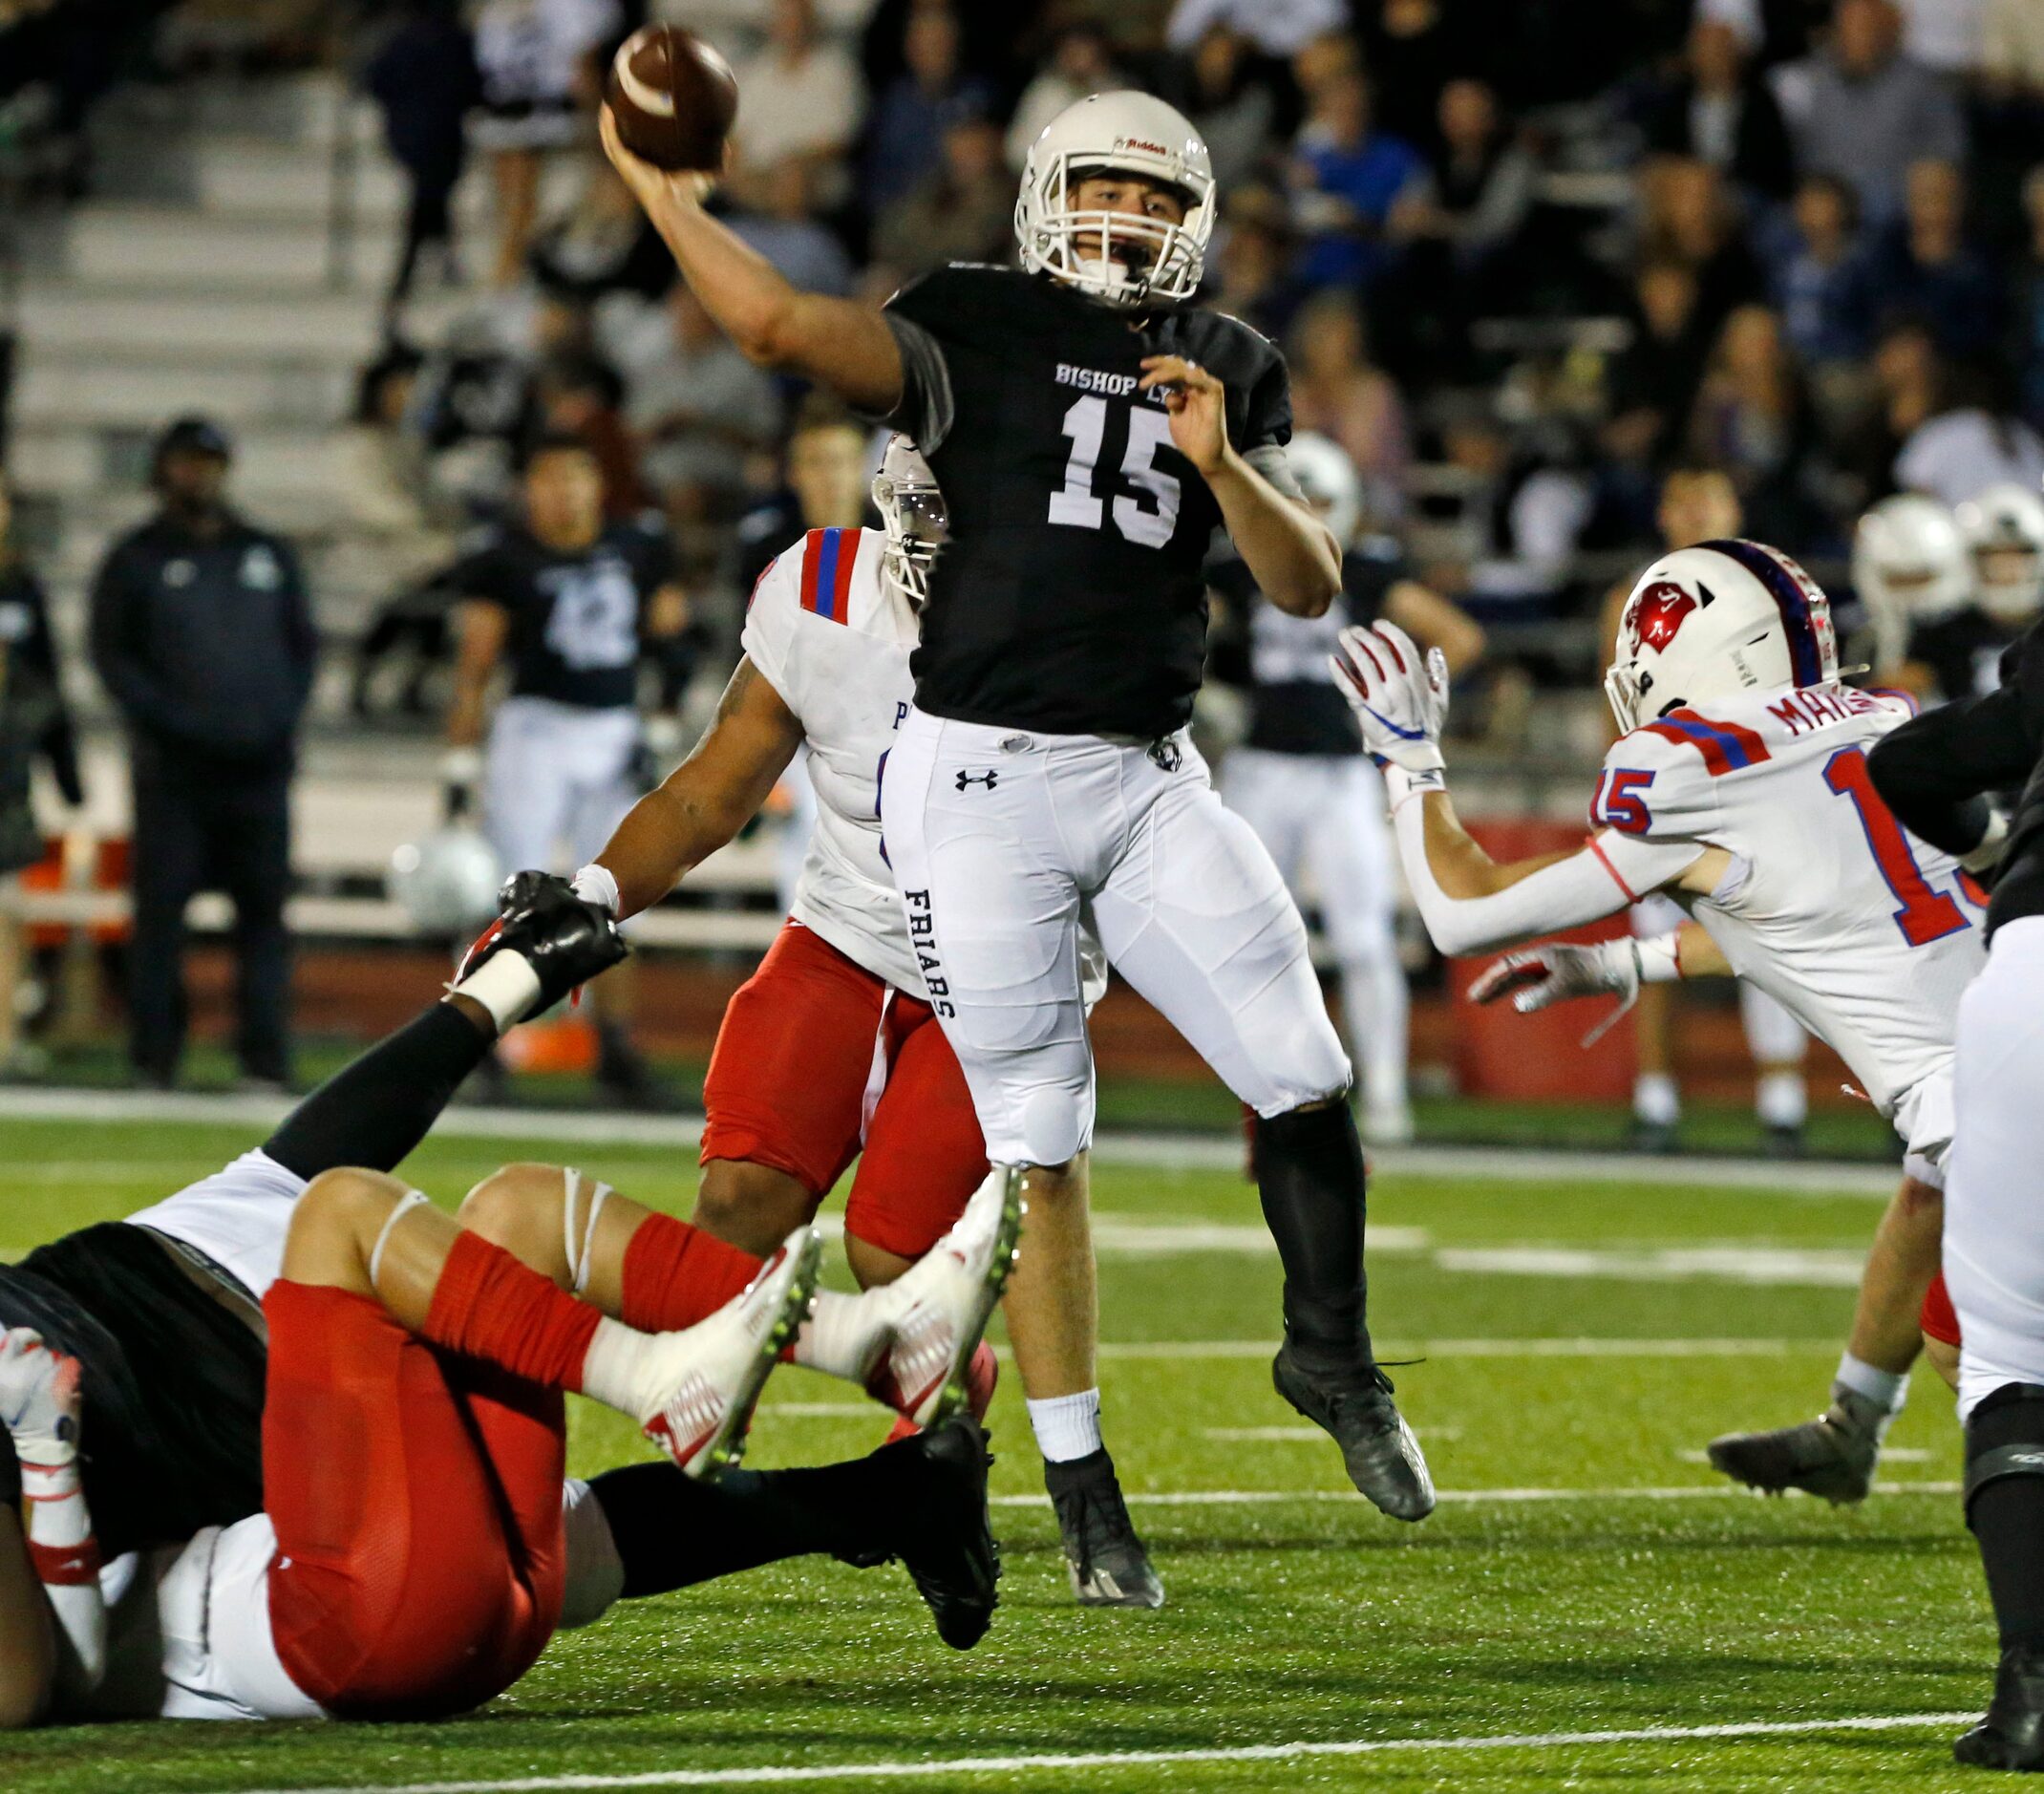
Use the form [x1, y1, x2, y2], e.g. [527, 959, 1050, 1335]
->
[868, 1167, 1025, 1427]
[642, 1226, 822, 1481]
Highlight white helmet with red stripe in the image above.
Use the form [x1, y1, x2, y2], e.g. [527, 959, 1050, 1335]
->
[1606, 538, 1840, 735]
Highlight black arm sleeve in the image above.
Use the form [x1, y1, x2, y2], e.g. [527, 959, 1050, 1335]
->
[1867, 687, 2036, 857]
[261, 1001, 494, 1180]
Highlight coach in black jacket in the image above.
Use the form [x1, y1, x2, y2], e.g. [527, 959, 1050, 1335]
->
[89, 416, 317, 1090]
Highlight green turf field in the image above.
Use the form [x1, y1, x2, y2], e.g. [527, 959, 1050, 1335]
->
[0, 1114, 1996, 1791]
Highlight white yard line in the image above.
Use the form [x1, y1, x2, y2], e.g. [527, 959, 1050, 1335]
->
[249, 1711, 1974, 1793]
[0, 1085, 1901, 1193]
[987, 1480, 1960, 1509]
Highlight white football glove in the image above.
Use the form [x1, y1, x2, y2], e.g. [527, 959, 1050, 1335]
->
[0, 1327, 83, 1470]
[1330, 621, 1450, 776]
[1469, 940, 1642, 1047]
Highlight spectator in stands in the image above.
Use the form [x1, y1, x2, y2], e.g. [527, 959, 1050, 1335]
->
[527, 162, 675, 309]
[1288, 292, 1411, 523]
[1639, 156, 1766, 344]
[1876, 159, 2007, 357]
[0, 470, 82, 1079]
[2012, 166, 2044, 424]
[731, 160, 857, 295]
[614, 283, 778, 523]
[1766, 173, 1879, 372]
[1437, 406, 1594, 617]
[411, 308, 543, 514]
[1164, 0, 1346, 60]
[872, 112, 1010, 281]
[1007, 21, 1122, 172]
[530, 354, 649, 518]
[1894, 353, 2044, 504]
[732, 394, 873, 610]
[1642, 12, 1794, 202]
[1685, 303, 1820, 543]
[1784, 0, 1964, 224]
[1288, 63, 1428, 290]
[731, 0, 863, 209]
[1208, 183, 1298, 338]
[365, 0, 480, 320]
[1162, 25, 1278, 194]
[472, 0, 621, 288]
[88, 418, 315, 1092]
[1607, 257, 1713, 472]
[1358, 0, 1458, 155]
[1982, 0, 2044, 98]
[862, 2, 994, 215]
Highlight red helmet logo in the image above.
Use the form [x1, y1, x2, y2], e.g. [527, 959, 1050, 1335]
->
[1628, 580, 1698, 653]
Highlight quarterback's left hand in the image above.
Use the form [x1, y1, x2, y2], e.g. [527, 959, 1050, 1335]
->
[1139, 355, 1228, 477]
[0, 1328, 82, 1468]
[1331, 621, 1450, 775]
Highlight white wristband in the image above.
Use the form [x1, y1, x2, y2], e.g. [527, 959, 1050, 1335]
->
[572, 864, 621, 917]
[452, 948, 543, 1033]
[1634, 933, 1683, 983]
[1384, 764, 1447, 809]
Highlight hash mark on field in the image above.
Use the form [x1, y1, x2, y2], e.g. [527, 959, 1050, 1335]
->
[250, 1710, 1974, 1791]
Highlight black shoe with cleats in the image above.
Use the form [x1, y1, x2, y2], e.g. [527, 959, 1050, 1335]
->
[1273, 1345, 1436, 1521]
[1045, 1446, 1164, 1609]
[1956, 1644, 2044, 1770]
[884, 1412, 1001, 1649]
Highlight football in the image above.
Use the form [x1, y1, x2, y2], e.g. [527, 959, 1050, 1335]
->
[604, 25, 738, 173]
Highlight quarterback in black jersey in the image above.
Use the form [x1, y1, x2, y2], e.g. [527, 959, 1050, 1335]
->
[1868, 620, 2044, 1769]
[603, 87, 1435, 1548]
[1209, 432, 1483, 1146]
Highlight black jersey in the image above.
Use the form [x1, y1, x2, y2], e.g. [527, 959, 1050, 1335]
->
[455, 513, 676, 709]
[1209, 539, 1405, 757]
[1907, 607, 2021, 704]
[1869, 620, 2044, 936]
[0, 1225, 266, 1558]
[883, 264, 1295, 738]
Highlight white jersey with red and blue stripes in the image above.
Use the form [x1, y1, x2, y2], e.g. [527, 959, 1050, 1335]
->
[1589, 680, 1985, 1155]
[741, 526, 925, 993]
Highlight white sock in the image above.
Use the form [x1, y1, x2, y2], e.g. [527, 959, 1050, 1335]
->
[1633, 1073, 1679, 1127]
[790, 1289, 886, 1384]
[1028, 1388, 1103, 1463]
[1757, 1071, 1807, 1130]
[1836, 1352, 1909, 1415]
[578, 1315, 665, 1421]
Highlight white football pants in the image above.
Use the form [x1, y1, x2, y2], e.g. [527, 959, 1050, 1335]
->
[482, 696, 641, 877]
[1221, 746, 1408, 1116]
[880, 708, 1352, 1166]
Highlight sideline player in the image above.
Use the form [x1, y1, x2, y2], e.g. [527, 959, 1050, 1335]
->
[445, 431, 691, 1104]
[1335, 539, 1991, 1501]
[1209, 431, 1483, 1145]
[599, 90, 1433, 1520]
[1856, 491, 1979, 700]
[522, 438, 1163, 1606]
[1596, 467, 1808, 1154]
[1865, 610, 2044, 1768]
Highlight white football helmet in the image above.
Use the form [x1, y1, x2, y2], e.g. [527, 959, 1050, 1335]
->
[1853, 494, 1970, 670]
[1955, 481, 2044, 623]
[390, 826, 501, 936]
[1015, 91, 1214, 310]
[1287, 432, 1362, 548]
[871, 434, 946, 608]
[1606, 539, 1840, 735]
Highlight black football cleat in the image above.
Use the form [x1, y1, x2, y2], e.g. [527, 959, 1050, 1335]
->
[1045, 1446, 1165, 1609]
[1955, 1645, 2044, 1770]
[1273, 1345, 1436, 1521]
[1705, 1382, 1887, 1505]
[887, 1413, 1001, 1650]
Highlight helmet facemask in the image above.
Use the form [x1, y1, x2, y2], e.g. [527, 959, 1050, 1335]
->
[872, 441, 947, 609]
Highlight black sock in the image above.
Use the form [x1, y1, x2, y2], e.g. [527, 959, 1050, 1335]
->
[590, 1457, 898, 1596]
[1969, 1391, 2044, 1654]
[262, 1002, 494, 1181]
[1255, 1101, 1370, 1370]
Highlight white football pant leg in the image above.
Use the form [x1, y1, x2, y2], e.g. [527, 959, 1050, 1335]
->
[123, 1148, 309, 1303]
[880, 709, 1096, 1166]
[482, 697, 581, 875]
[1094, 739, 1351, 1117]
[1739, 982, 1808, 1065]
[1946, 919, 2044, 1420]
[1305, 757, 1409, 1116]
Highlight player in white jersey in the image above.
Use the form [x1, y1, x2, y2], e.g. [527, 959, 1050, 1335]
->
[541, 438, 1161, 1608]
[1331, 538, 1996, 1500]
